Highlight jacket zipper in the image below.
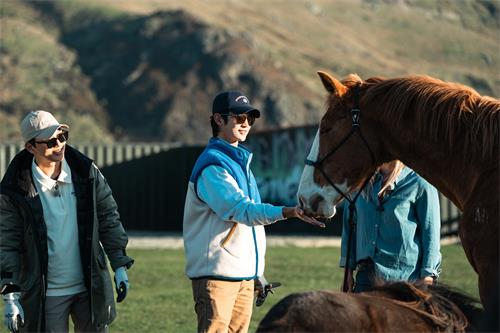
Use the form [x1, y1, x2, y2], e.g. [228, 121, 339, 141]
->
[246, 162, 259, 278]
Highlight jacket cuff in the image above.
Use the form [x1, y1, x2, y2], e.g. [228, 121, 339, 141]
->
[275, 206, 286, 221]
[420, 267, 439, 278]
[108, 249, 135, 271]
[0, 271, 20, 293]
[1, 283, 20, 295]
[260, 205, 285, 225]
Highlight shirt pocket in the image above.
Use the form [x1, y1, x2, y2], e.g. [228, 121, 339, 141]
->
[220, 223, 238, 249]
[374, 249, 399, 269]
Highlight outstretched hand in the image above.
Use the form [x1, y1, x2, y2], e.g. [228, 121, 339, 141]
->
[283, 207, 325, 228]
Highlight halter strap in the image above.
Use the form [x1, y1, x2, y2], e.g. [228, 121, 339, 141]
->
[303, 84, 376, 292]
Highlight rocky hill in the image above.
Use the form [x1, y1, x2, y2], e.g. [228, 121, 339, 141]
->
[1, 0, 498, 143]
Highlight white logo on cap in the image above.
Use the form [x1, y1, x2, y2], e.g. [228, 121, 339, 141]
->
[235, 96, 249, 104]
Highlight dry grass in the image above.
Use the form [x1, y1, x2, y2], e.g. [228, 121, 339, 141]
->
[92, 0, 499, 96]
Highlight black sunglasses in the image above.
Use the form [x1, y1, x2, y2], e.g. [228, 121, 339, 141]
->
[34, 131, 69, 148]
[220, 113, 256, 126]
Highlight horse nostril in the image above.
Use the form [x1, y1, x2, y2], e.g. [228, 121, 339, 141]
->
[299, 195, 306, 208]
[310, 194, 324, 212]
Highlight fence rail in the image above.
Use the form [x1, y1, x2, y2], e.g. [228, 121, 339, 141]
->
[0, 142, 176, 176]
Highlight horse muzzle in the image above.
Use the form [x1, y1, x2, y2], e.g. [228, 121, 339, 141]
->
[299, 194, 337, 219]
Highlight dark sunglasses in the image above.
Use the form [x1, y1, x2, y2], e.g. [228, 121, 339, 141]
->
[34, 131, 69, 148]
[221, 113, 256, 126]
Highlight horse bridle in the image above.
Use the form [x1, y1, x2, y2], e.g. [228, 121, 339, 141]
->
[304, 84, 376, 292]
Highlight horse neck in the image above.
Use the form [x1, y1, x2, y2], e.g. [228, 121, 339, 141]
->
[372, 113, 479, 210]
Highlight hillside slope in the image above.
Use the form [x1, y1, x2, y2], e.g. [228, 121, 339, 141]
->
[1, 0, 498, 143]
[0, 1, 114, 142]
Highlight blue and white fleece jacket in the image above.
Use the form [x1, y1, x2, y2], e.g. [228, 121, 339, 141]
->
[183, 137, 284, 280]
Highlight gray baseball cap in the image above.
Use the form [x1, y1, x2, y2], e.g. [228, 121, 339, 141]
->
[20, 110, 69, 143]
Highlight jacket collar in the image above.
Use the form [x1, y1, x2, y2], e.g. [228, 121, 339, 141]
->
[376, 166, 412, 188]
[1, 145, 92, 196]
[371, 166, 413, 202]
[393, 166, 412, 187]
[207, 137, 252, 168]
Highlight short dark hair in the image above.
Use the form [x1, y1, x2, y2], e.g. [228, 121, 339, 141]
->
[210, 114, 228, 137]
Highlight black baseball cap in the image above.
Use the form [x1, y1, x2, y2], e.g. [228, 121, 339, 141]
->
[212, 91, 261, 118]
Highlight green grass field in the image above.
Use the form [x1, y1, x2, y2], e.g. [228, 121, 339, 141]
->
[110, 244, 478, 333]
[0, 244, 478, 333]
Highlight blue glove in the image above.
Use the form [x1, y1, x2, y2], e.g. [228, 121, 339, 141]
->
[3, 292, 24, 333]
[114, 266, 129, 303]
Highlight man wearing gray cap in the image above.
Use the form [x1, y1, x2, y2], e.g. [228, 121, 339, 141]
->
[183, 91, 323, 333]
[0, 110, 133, 333]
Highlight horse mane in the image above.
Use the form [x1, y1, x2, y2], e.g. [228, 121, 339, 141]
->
[370, 281, 484, 332]
[346, 75, 499, 161]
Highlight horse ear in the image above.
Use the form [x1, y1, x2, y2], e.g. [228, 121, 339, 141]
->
[317, 71, 347, 96]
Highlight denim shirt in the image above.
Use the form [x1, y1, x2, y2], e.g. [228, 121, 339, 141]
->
[340, 167, 442, 281]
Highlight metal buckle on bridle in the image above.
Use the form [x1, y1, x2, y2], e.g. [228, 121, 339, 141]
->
[351, 108, 360, 127]
[351, 84, 360, 127]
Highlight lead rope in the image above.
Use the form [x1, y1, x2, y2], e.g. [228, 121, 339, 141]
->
[342, 202, 357, 292]
[341, 174, 372, 292]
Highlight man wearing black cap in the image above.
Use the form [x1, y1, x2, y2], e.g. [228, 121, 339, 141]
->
[183, 92, 323, 333]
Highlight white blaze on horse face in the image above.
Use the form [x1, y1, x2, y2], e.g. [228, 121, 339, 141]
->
[297, 130, 347, 218]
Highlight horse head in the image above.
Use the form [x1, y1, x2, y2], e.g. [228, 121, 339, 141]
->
[297, 71, 381, 218]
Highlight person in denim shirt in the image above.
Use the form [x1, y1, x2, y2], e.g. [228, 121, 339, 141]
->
[340, 160, 441, 293]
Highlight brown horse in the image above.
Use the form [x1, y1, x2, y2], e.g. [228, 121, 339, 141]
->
[257, 282, 484, 332]
[296, 72, 499, 330]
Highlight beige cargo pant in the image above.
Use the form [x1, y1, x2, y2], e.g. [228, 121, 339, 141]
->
[192, 279, 254, 333]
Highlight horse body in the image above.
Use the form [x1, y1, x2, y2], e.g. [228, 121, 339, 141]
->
[296, 72, 499, 330]
[257, 290, 436, 332]
[257, 282, 483, 332]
